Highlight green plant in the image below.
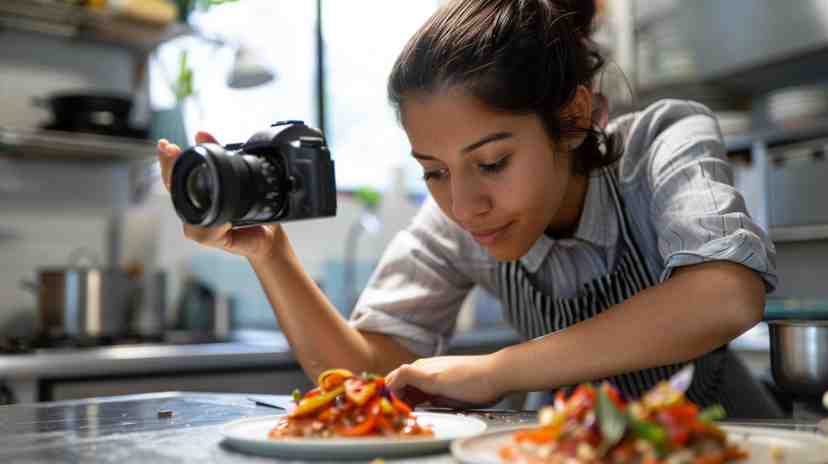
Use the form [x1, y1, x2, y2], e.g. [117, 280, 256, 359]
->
[173, 50, 194, 102]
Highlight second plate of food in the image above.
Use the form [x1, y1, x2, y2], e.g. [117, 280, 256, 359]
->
[451, 424, 828, 464]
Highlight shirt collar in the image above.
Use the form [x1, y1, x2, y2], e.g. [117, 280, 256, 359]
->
[519, 171, 619, 273]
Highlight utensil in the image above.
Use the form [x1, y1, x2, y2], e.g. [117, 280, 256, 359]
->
[768, 320, 828, 398]
[247, 396, 290, 411]
[20, 248, 136, 338]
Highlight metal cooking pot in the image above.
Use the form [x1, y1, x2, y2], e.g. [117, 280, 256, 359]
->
[21, 249, 136, 338]
[769, 320, 828, 398]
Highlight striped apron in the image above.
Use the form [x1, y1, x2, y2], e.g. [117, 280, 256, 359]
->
[495, 166, 728, 408]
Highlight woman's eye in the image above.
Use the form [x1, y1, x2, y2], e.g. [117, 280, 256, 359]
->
[479, 155, 510, 174]
[422, 168, 449, 182]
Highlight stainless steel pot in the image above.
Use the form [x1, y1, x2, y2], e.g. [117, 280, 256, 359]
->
[22, 249, 136, 338]
[769, 320, 828, 398]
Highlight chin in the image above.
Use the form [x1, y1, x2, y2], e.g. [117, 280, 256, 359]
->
[485, 242, 531, 262]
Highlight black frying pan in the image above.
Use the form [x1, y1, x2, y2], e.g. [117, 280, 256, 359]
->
[33, 92, 143, 137]
[33, 92, 150, 139]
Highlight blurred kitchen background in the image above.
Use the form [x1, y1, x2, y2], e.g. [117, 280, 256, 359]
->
[1, 0, 828, 417]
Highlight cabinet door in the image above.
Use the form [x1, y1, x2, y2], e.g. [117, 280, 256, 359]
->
[45, 369, 313, 401]
[768, 146, 828, 228]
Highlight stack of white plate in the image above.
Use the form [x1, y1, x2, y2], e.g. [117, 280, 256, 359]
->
[714, 111, 751, 137]
[768, 84, 828, 129]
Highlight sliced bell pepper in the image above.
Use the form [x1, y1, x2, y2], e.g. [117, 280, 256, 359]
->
[628, 417, 667, 455]
[379, 397, 394, 415]
[336, 398, 381, 436]
[391, 396, 412, 416]
[317, 368, 354, 391]
[336, 413, 377, 436]
[290, 385, 344, 418]
[345, 378, 377, 406]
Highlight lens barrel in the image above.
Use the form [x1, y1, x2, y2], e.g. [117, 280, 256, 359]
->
[170, 143, 282, 227]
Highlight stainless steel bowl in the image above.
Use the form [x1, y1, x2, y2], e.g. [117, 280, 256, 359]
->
[769, 320, 828, 398]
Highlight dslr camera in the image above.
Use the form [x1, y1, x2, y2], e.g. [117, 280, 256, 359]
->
[170, 120, 337, 228]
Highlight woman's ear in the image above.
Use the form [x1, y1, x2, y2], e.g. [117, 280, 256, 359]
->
[560, 85, 593, 150]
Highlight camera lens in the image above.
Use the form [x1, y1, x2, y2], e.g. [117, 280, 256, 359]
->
[170, 143, 289, 227]
[185, 164, 213, 211]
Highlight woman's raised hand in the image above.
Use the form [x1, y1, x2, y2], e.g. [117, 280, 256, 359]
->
[156, 131, 285, 260]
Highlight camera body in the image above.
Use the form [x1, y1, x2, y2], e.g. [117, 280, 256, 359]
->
[170, 120, 337, 228]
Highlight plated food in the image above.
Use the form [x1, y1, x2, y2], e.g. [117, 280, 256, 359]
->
[268, 368, 434, 439]
[499, 381, 747, 464]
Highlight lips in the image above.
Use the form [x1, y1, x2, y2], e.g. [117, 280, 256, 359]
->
[468, 222, 512, 245]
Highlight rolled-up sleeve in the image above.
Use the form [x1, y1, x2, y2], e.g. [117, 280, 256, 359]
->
[349, 198, 474, 357]
[646, 102, 777, 291]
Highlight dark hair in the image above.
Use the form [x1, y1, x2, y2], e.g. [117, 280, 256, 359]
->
[388, 0, 619, 175]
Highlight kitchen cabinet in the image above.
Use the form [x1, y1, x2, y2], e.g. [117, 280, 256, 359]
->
[44, 369, 314, 402]
[0, 0, 190, 54]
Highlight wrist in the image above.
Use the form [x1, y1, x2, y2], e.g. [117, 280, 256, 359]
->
[247, 225, 291, 266]
[487, 347, 518, 396]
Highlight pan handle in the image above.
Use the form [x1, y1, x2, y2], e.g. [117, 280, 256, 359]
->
[67, 247, 101, 268]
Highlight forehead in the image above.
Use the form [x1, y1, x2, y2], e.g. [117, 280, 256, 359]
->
[401, 91, 525, 151]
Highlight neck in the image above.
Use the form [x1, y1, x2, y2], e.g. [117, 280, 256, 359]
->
[546, 173, 589, 238]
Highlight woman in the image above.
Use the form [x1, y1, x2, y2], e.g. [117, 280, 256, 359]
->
[156, 0, 777, 414]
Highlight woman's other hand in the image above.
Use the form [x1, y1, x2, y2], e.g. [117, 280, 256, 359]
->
[385, 354, 505, 408]
[156, 131, 285, 260]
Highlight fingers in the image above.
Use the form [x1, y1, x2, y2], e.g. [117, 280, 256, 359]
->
[156, 139, 181, 192]
[157, 132, 218, 192]
[195, 131, 218, 144]
[386, 363, 431, 401]
[182, 222, 233, 249]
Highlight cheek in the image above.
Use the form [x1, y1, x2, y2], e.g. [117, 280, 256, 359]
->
[425, 183, 453, 216]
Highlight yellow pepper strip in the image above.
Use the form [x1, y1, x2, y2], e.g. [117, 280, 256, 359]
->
[317, 368, 354, 391]
[290, 385, 345, 418]
[345, 378, 377, 406]
[380, 397, 394, 415]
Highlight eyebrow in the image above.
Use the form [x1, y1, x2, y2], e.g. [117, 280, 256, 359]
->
[411, 131, 513, 160]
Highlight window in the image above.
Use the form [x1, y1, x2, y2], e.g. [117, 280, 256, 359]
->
[150, 0, 318, 145]
[322, 1, 439, 193]
[151, 0, 439, 194]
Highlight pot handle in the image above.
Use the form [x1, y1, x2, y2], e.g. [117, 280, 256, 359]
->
[67, 247, 101, 269]
[31, 96, 49, 108]
[19, 279, 38, 293]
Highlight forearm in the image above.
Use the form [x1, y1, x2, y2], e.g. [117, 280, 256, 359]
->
[249, 236, 417, 380]
[494, 261, 766, 394]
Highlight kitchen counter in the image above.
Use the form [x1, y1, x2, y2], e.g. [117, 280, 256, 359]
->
[1, 391, 823, 463]
[0, 324, 772, 381]
[0, 392, 537, 463]
[0, 328, 520, 381]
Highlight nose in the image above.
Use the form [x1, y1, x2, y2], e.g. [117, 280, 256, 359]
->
[450, 172, 491, 223]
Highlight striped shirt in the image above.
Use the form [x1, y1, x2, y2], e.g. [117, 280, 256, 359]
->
[349, 99, 778, 357]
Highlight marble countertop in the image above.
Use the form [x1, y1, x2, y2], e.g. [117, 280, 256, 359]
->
[1, 392, 823, 464]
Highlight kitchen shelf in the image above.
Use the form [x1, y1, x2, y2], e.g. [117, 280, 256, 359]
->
[770, 224, 828, 243]
[0, 126, 155, 162]
[0, 0, 191, 53]
[725, 122, 828, 158]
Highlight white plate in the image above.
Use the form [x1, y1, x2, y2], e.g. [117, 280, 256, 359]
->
[221, 412, 488, 459]
[451, 424, 828, 464]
